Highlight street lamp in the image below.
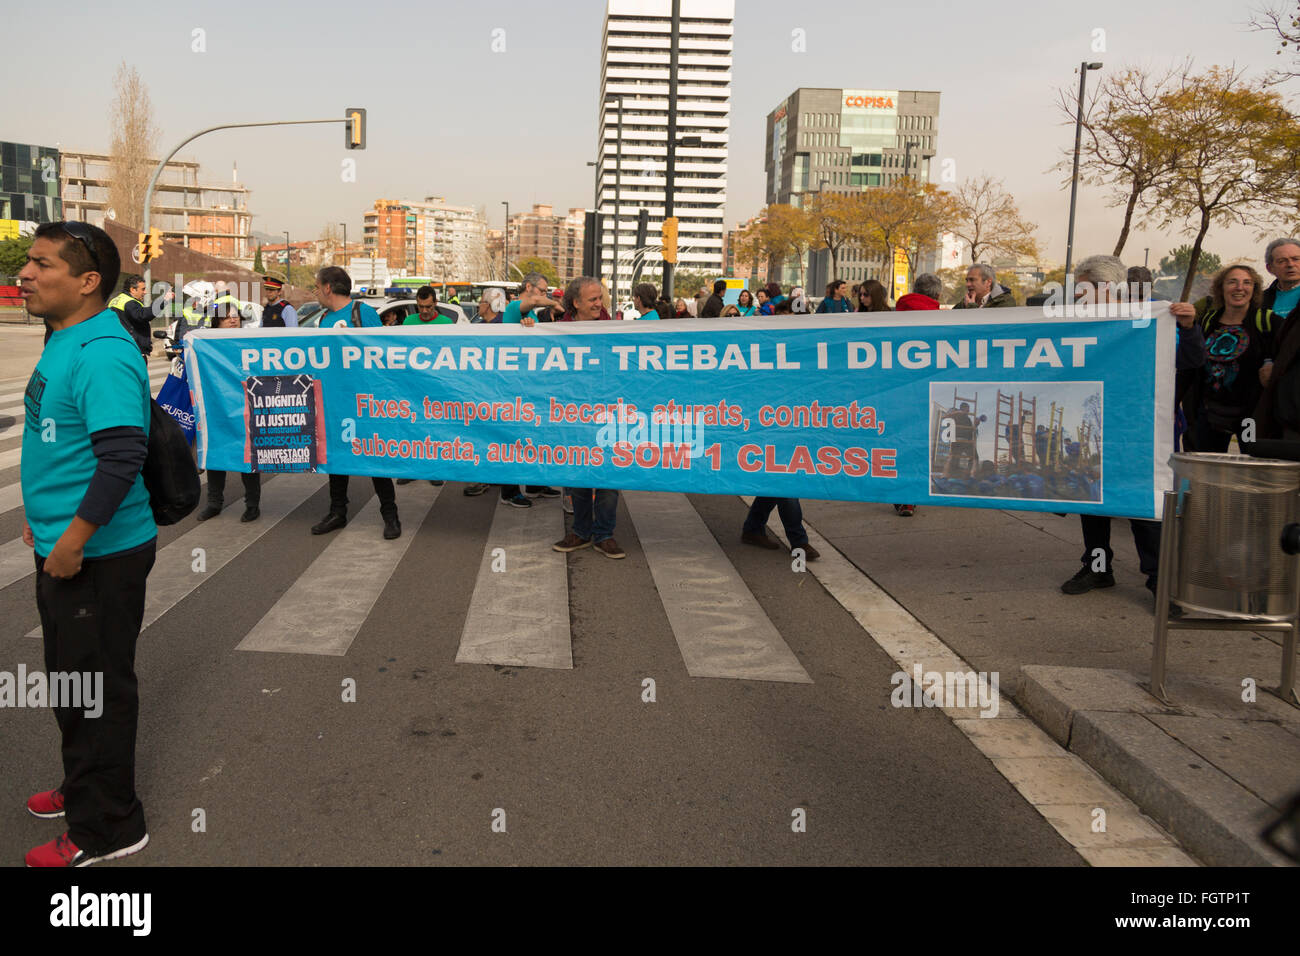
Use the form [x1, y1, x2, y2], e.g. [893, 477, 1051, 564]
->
[603, 94, 625, 307]
[1064, 61, 1103, 284]
[501, 201, 509, 284]
[283, 231, 290, 283]
[339, 222, 347, 268]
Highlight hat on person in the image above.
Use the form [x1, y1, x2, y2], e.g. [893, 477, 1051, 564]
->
[263, 275, 285, 291]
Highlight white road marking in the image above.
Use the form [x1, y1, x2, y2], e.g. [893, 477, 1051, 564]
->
[625, 491, 812, 683]
[237, 481, 440, 656]
[456, 498, 572, 669]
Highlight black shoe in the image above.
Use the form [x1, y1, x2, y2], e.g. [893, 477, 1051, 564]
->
[396, 478, 413, 485]
[311, 512, 347, 535]
[742, 530, 782, 550]
[463, 483, 491, 496]
[528, 486, 561, 498]
[197, 503, 222, 521]
[383, 515, 401, 540]
[1061, 566, 1115, 594]
[429, 480, 444, 486]
[240, 506, 260, 522]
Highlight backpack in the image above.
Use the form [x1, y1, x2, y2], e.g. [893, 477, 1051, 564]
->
[350, 300, 363, 328]
[143, 397, 201, 525]
[81, 332, 201, 525]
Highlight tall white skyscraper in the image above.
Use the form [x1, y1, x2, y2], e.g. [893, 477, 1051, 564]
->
[597, 0, 733, 302]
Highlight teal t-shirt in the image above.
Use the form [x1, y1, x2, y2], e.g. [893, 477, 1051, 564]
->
[501, 300, 544, 324]
[1273, 285, 1300, 320]
[21, 308, 156, 558]
[320, 300, 382, 328]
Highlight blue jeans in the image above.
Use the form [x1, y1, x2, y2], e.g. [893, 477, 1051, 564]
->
[568, 488, 618, 542]
[744, 497, 808, 548]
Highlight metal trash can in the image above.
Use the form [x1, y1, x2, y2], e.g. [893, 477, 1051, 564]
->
[1170, 452, 1300, 619]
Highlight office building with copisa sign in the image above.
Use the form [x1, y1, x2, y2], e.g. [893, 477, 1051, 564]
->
[764, 88, 941, 289]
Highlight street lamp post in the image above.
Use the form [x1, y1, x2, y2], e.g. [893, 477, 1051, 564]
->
[339, 222, 347, 268]
[1064, 61, 1103, 284]
[140, 116, 357, 299]
[283, 231, 290, 283]
[501, 201, 509, 285]
[602, 95, 625, 308]
[663, 0, 681, 301]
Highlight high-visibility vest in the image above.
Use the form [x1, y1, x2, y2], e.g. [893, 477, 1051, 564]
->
[108, 292, 133, 312]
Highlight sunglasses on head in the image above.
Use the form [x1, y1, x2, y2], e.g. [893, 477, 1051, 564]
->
[59, 221, 103, 274]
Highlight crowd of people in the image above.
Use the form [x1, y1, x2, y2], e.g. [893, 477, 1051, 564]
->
[14, 217, 1300, 867]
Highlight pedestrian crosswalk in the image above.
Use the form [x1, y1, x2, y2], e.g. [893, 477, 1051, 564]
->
[0, 462, 836, 682]
[236, 481, 441, 656]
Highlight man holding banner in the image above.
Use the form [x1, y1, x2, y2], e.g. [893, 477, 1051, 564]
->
[310, 266, 402, 540]
[552, 277, 625, 559]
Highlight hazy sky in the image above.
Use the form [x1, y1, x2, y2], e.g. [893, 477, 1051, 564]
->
[6, 0, 1291, 269]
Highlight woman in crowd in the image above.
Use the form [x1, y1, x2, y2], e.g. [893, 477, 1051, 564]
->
[721, 304, 741, 317]
[736, 289, 757, 316]
[817, 279, 853, 313]
[756, 289, 773, 315]
[673, 297, 690, 318]
[763, 281, 786, 309]
[857, 279, 890, 313]
[1172, 264, 1278, 452]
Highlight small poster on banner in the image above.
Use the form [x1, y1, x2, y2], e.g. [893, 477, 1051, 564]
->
[243, 374, 326, 473]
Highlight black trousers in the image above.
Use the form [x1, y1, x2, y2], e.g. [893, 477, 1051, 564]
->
[328, 474, 397, 519]
[206, 470, 260, 507]
[35, 541, 156, 855]
[1078, 514, 1160, 579]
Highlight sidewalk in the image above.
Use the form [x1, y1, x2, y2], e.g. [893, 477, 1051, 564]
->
[807, 499, 1299, 866]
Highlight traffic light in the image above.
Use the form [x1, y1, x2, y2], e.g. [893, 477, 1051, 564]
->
[147, 228, 163, 261]
[346, 108, 366, 150]
[137, 232, 149, 263]
[661, 216, 678, 265]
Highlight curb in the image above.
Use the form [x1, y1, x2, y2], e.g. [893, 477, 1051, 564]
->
[1016, 664, 1295, 867]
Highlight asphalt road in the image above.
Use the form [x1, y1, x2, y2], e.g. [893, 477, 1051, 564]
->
[0, 480, 1082, 865]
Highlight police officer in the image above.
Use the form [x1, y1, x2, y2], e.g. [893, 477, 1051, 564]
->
[260, 276, 297, 328]
[108, 274, 153, 358]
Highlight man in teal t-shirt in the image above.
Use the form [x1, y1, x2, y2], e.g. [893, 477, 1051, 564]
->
[402, 285, 453, 325]
[310, 266, 399, 539]
[17, 221, 157, 868]
[502, 271, 560, 326]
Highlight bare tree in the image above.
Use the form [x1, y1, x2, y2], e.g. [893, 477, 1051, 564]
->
[947, 174, 1040, 264]
[108, 63, 159, 229]
[1250, 1, 1300, 85]
[1056, 63, 1187, 257]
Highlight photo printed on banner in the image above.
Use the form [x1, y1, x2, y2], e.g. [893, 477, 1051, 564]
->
[928, 381, 1103, 504]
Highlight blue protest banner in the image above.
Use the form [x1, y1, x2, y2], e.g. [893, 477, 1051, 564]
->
[186, 308, 1175, 519]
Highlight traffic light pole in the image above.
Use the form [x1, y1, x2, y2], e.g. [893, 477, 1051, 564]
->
[662, 0, 680, 302]
[140, 117, 352, 302]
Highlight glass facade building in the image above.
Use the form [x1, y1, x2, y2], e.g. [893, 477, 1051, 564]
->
[0, 141, 62, 225]
[764, 87, 941, 285]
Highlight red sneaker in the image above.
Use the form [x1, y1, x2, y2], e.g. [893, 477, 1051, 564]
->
[25, 831, 149, 868]
[26, 788, 65, 819]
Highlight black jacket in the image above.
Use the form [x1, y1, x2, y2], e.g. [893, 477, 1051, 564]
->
[701, 294, 725, 318]
[114, 299, 154, 356]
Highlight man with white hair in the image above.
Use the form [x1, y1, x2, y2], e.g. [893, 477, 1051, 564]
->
[953, 263, 1016, 309]
[1060, 254, 1171, 613]
[1253, 238, 1300, 439]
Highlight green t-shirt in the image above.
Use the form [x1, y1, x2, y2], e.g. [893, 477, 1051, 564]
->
[403, 312, 452, 326]
[21, 308, 156, 558]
